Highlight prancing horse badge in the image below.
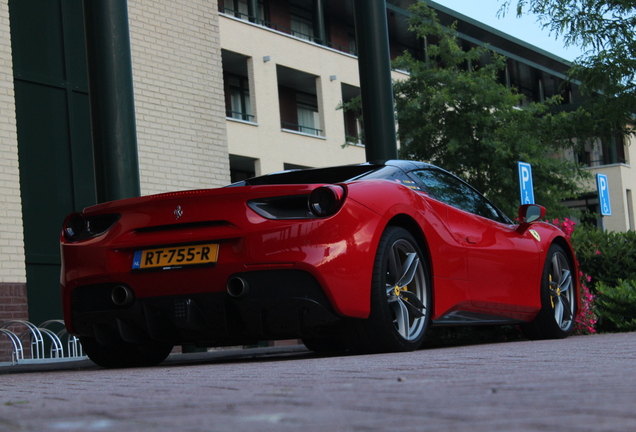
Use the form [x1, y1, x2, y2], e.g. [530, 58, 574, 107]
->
[529, 229, 540, 242]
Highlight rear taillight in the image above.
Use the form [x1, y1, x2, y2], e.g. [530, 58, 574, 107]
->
[62, 213, 120, 242]
[308, 185, 346, 217]
[246, 185, 347, 220]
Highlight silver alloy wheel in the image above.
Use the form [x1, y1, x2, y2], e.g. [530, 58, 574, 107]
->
[548, 250, 575, 330]
[385, 239, 428, 340]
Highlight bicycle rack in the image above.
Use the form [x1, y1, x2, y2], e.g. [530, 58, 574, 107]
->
[0, 319, 86, 366]
[39, 320, 83, 358]
[0, 328, 23, 364]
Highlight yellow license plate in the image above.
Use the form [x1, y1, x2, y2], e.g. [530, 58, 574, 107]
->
[132, 244, 219, 269]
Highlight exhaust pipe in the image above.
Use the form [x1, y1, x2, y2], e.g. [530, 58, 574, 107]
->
[227, 277, 249, 298]
[111, 285, 134, 306]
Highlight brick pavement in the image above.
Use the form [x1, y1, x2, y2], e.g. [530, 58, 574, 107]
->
[0, 332, 635, 431]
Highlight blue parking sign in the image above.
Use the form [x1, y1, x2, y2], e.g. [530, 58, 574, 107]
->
[596, 173, 612, 216]
[517, 162, 535, 205]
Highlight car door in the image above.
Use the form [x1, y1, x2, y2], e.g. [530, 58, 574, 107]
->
[410, 168, 542, 314]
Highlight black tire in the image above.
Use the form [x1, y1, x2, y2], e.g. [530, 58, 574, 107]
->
[344, 226, 431, 353]
[523, 244, 577, 340]
[80, 337, 173, 368]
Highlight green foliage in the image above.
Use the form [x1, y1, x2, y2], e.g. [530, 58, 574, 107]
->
[570, 227, 636, 289]
[501, 0, 636, 141]
[594, 280, 636, 333]
[392, 3, 587, 218]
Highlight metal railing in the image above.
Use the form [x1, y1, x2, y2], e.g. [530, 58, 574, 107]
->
[219, 7, 355, 55]
[281, 121, 323, 136]
[226, 110, 255, 122]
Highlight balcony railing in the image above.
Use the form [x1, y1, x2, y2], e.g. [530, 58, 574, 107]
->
[226, 110, 255, 122]
[281, 121, 323, 136]
[219, 7, 356, 55]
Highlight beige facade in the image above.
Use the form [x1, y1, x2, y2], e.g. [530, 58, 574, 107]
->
[218, 8, 636, 233]
[562, 134, 636, 232]
[220, 14, 407, 176]
[128, 0, 230, 194]
[0, 0, 25, 284]
[584, 135, 636, 232]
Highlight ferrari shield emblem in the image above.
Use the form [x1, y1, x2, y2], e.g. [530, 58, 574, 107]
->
[529, 229, 541, 242]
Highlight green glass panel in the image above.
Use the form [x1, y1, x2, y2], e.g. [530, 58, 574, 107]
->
[10, 0, 94, 324]
[9, 0, 66, 80]
[25, 264, 63, 326]
[14, 81, 74, 262]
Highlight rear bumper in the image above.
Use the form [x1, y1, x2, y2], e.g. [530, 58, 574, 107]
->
[62, 199, 385, 334]
[69, 269, 342, 346]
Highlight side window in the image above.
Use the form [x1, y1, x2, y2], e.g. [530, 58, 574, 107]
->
[412, 169, 505, 222]
[362, 167, 423, 191]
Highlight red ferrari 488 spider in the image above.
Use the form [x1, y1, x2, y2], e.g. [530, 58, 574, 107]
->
[61, 160, 579, 367]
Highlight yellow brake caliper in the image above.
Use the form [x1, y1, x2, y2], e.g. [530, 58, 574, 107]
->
[549, 274, 561, 309]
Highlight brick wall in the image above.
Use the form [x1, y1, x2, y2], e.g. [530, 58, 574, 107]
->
[0, 0, 28, 362]
[128, 0, 230, 196]
[0, 283, 28, 362]
[0, 0, 26, 287]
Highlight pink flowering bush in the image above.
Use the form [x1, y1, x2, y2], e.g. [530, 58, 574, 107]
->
[573, 272, 597, 335]
[551, 217, 575, 239]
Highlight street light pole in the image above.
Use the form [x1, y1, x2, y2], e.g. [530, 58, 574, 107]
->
[353, 0, 398, 162]
[83, 0, 141, 203]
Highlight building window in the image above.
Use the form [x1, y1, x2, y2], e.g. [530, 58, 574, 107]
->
[290, 5, 314, 41]
[348, 32, 357, 56]
[576, 135, 627, 167]
[296, 92, 320, 135]
[507, 60, 537, 106]
[229, 154, 256, 183]
[277, 65, 322, 136]
[342, 83, 363, 145]
[291, 15, 313, 41]
[222, 50, 254, 122]
[221, 0, 249, 20]
[227, 74, 252, 121]
[219, 0, 266, 23]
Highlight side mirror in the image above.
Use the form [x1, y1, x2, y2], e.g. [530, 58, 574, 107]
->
[516, 204, 545, 233]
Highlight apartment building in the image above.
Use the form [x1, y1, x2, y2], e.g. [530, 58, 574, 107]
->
[0, 0, 634, 344]
[218, 0, 635, 232]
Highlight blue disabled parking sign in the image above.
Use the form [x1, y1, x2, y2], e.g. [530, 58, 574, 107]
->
[596, 173, 612, 216]
[517, 162, 535, 205]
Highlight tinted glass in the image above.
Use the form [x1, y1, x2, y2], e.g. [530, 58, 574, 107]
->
[412, 169, 506, 222]
[229, 165, 383, 186]
[359, 166, 423, 190]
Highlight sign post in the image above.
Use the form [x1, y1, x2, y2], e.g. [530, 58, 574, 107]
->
[517, 162, 535, 205]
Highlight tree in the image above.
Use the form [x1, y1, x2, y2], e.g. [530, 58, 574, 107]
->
[501, 0, 636, 141]
[393, 3, 586, 218]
